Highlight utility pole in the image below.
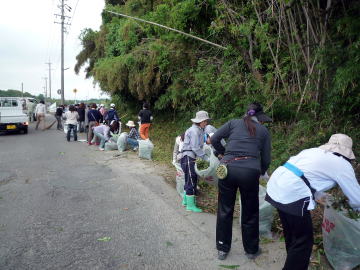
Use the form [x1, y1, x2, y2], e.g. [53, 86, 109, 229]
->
[21, 82, 23, 97]
[45, 62, 53, 100]
[55, 0, 71, 105]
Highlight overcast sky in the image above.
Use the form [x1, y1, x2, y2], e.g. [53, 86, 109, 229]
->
[0, 0, 108, 100]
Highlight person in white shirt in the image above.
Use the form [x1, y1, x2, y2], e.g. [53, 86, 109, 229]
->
[266, 133, 360, 270]
[35, 100, 46, 130]
[64, 105, 79, 141]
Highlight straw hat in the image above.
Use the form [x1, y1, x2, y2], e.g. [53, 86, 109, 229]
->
[319, 133, 355, 160]
[191, 111, 210, 123]
[126, 120, 136, 127]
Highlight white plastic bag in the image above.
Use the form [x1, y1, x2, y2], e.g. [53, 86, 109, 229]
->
[117, 132, 128, 152]
[194, 145, 219, 186]
[239, 185, 274, 238]
[138, 139, 154, 160]
[104, 141, 118, 151]
[173, 162, 185, 197]
[322, 205, 360, 270]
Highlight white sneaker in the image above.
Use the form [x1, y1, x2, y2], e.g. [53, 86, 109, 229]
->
[99, 147, 105, 151]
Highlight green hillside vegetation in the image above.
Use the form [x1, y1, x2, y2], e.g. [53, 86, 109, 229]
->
[75, 0, 359, 163]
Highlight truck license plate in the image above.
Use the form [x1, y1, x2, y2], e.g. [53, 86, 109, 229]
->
[6, 125, 16, 130]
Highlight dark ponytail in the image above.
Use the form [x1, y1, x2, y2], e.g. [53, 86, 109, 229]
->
[244, 115, 256, 136]
[244, 104, 260, 136]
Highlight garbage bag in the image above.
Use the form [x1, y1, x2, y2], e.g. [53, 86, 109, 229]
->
[138, 139, 154, 160]
[194, 145, 219, 186]
[105, 141, 118, 151]
[173, 162, 185, 197]
[117, 132, 128, 152]
[239, 185, 274, 238]
[322, 205, 360, 270]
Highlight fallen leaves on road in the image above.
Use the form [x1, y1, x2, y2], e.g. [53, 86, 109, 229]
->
[59, 152, 65, 155]
[97, 236, 111, 242]
[166, 241, 173, 247]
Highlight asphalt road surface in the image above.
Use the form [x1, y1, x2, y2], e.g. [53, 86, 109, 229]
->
[0, 121, 285, 270]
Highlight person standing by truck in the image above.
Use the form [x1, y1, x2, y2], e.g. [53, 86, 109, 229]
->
[35, 100, 46, 130]
[27, 100, 36, 122]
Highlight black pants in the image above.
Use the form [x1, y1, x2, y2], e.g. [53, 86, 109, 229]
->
[180, 156, 198, 196]
[278, 209, 313, 270]
[216, 165, 260, 254]
[55, 115, 62, 130]
[67, 124, 77, 141]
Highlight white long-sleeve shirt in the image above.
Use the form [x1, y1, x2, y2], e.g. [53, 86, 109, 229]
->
[35, 103, 46, 114]
[64, 111, 79, 125]
[267, 148, 360, 211]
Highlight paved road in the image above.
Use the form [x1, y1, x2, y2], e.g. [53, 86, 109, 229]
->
[0, 122, 285, 270]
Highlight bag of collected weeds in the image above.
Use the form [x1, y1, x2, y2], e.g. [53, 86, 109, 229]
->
[117, 132, 128, 152]
[194, 145, 219, 186]
[138, 139, 154, 160]
[105, 141, 118, 151]
[322, 204, 360, 270]
[239, 185, 274, 238]
[173, 162, 185, 197]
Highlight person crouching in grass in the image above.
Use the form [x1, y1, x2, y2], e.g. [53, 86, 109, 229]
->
[126, 120, 140, 151]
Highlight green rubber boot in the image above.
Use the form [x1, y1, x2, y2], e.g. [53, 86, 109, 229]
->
[186, 195, 202, 213]
[182, 192, 187, 207]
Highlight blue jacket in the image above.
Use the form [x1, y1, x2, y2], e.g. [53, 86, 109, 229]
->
[105, 109, 119, 121]
[87, 109, 102, 122]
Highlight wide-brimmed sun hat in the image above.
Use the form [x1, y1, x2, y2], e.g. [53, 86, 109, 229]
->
[246, 102, 272, 122]
[126, 120, 136, 127]
[319, 133, 355, 160]
[191, 111, 210, 123]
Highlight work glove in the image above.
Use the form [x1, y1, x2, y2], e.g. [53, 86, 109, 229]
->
[314, 191, 330, 206]
[259, 172, 270, 182]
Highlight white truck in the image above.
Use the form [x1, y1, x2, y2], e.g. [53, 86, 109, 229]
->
[0, 97, 29, 134]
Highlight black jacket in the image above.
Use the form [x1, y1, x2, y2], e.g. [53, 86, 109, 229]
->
[77, 108, 85, 122]
[211, 119, 271, 174]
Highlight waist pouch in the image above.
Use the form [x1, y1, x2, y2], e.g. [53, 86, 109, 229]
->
[216, 156, 255, 180]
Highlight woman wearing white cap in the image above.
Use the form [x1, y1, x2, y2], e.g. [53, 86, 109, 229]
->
[180, 110, 210, 213]
[265, 133, 360, 270]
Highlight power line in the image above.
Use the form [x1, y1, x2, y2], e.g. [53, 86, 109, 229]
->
[104, 10, 227, 50]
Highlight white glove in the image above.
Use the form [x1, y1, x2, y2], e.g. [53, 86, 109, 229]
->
[259, 172, 270, 181]
[314, 191, 329, 206]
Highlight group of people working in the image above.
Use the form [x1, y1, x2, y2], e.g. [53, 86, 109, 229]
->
[60, 102, 152, 152]
[177, 102, 360, 270]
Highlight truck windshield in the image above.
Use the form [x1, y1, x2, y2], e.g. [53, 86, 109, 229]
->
[0, 99, 18, 107]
